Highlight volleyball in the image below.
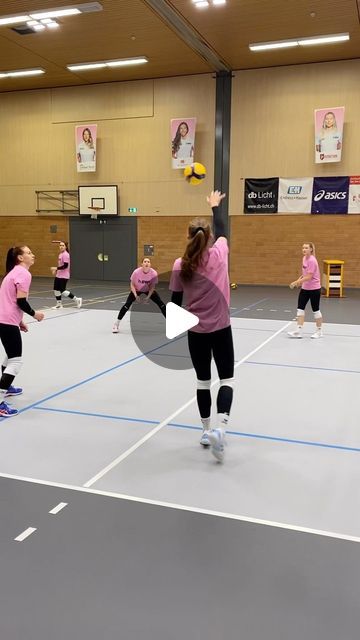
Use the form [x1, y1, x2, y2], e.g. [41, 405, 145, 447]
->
[184, 162, 206, 185]
[230, 283, 238, 290]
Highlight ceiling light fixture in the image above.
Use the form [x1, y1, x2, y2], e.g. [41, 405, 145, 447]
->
[249, 32, 349, 51]
[0, 3, 102, 26]
[0, 68, 45, 78]
[26, 18, 60, 30]
[67, 56, 149, 71]
[298, 33, 349, 46]
[192, 0, 226, 6]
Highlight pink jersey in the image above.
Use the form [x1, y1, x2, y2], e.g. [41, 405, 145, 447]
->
[302, 255, 321, 290]
[0, 264, 32, 325]
[56, 250, 70, 279]
[170, 237, 230, 333]
[131, 267, 158, 293]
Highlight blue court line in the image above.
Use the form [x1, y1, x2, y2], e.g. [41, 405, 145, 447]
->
[3, 297, 276, 421]
[7, 334, 184, 418]
[245, 360, 360, 375]
[33, 406, 360, 453]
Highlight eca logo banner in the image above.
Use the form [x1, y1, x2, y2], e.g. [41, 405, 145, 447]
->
[311, 176, 349, 214]
[278, 178, 313, 213]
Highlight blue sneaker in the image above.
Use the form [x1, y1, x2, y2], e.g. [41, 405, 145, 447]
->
[5, 385, 23, 397]
[0, 401, 19, 417]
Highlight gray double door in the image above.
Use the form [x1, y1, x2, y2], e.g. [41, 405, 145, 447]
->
[69, 217, 137, 281]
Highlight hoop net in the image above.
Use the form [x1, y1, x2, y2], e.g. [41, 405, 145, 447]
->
[88, 206, 101, 220]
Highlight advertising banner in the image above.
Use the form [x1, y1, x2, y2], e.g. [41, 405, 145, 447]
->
[311, 176, 349, 214]
[244, 178, 279, 213]
[348, 176, 360, 213]
[314, 107, 344, 164]
[171, 118, 196, 169]
[76, 124, 97, 173]
[278, 177, 313, 213]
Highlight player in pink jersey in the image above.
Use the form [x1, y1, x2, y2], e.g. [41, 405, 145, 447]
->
[0, 246, 44, 417]
[51, 241, 82, 310]
[288, 241, 323, 339]
[112, 258, 166, 333]
[170, 190, 234, 462]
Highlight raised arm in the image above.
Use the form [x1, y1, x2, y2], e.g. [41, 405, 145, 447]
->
[206, 190, 227, 240]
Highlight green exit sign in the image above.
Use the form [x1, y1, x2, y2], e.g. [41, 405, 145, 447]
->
[128, 207, 138, 213]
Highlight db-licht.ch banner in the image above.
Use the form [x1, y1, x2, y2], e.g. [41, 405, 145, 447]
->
[244, 176, 358, 214]
[244, 178, 279, 213]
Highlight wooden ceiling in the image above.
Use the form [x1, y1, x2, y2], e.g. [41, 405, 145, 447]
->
[0, 0, 359, 92]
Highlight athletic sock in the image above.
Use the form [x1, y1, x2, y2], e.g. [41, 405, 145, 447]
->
[217, 412, 229, 434]
[201, 417, 211, 431]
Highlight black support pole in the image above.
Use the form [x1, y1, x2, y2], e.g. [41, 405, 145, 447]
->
[214, 71, 232, 238]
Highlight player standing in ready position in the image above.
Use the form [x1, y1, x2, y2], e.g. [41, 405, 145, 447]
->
[0, 246, 44, 417]
[288, 242, 323, 339]
[112, 258, 166, 333]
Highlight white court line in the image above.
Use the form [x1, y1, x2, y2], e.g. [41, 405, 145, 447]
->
[49, 502, 68, 515]
[42, 289, 130, 311]
[83, 320, 292, 488]
[2, 472, 359, 544]
[14, 527, 37, 542]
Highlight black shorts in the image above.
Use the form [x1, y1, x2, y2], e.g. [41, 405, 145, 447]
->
[0, 323, 22, 359]
[53, 277, 68, 293]
[297, 288, 321, 312]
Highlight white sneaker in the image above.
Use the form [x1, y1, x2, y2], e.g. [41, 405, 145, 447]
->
[52, 302, 63, 309]
[200, 430, 211, 447]
[112, 322, 120, 334]
[76, 297, 82, 309]
[287, 330, 302, 338]
[311, 330, 323, 339]
[208, 428, 225, 462]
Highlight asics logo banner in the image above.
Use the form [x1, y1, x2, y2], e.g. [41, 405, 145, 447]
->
[314, 190, 347, 201]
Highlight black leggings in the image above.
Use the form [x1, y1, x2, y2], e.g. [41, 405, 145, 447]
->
[0, 324, 22, 391]
[188, 325, 234, 420]
[118, 291, 166, 320]
[297, 288, 321, 312]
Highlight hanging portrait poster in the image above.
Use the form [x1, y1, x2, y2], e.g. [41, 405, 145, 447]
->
[314, 107, 344, 164]
[76, 124, 97, 172]
[311, 176, 349, 214]
[171, 118, 196, 169]
[278, 177, 313, 213]
[244, 178, 279, 213]
[348, 176, 360, 213]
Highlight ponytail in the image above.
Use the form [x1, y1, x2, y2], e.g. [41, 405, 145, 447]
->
[6, 246, 25, 273]
[180, 218, 211, 282]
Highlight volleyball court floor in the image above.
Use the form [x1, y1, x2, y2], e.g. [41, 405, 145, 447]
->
[0, 279, 359, 640]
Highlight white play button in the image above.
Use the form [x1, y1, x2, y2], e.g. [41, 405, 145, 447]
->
[166, 302, 199, 339]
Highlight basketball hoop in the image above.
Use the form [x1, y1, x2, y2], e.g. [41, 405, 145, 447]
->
[88, 206, 101, 220]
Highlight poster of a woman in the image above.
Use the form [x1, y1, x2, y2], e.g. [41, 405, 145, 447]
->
[76, 124, 97, 172]
[314, 107, 344, 163]
[171, 118, 196, 169]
